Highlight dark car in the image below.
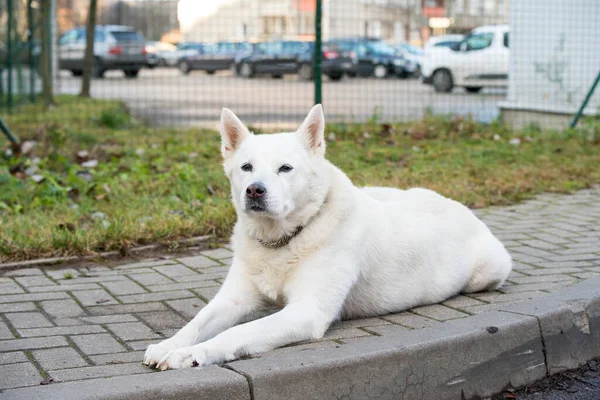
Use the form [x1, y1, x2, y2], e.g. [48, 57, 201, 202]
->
[179, 42, 252, 75]
[233, 41, 311, 78]
[296, 42, 358, 81]
[328, 38, 407, 78]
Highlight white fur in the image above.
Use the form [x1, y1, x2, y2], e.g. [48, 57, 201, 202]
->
[143, 105, 512, 370]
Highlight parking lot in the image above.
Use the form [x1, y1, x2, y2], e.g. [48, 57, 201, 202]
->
[57, 68, 507, 129]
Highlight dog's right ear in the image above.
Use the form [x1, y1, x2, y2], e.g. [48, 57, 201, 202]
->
[220, 108, 250, 159]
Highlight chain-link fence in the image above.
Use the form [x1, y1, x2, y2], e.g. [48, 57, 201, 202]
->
[3, 0, 600, 129]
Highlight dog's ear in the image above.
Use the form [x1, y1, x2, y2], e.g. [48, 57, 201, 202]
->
[220, 108, 251, 159]
[296, 104, 325, 156]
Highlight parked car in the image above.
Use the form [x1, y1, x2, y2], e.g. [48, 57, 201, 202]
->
[58, 25, 146, 78]
[179, 42, 252, 75]
[421, 25, 509, 93]
[234, 41, 311, 78]
[144, 41, 177, 68]
[424, 34, 465, 50]
[296, 42, 358, 81]
[160, 42, 204, 67]
[392, 43, 424, 76]
[328, 38, 407, 78]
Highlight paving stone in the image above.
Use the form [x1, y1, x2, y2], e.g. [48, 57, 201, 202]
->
[172, 271, 228, 283]
[0, 351, 28, 365]
[136, 311, 187, 333]
[86, 302, 168, 315]
[361, 323, 412, 336]
[510, 246, 558, 259]
[554, 247, 600, 256]
[498, 281, 572, 294]
[106, 322, 161, 341]
[57, 275, 128, 285]
[53, 318, 84, 326]
[442, 295, 486, 309]
[153, 264, 197, 278]
[40, 299, 85, 318]
[18, 325, 106, 338]
[0, 283, 25, 294]
[0, 292, 69, 303]
[470, 290, 549, 304]
[567, 271, 599, 279]
[0, 302, 37, 313]
[529, 233, 574, 244]
[48, 362, 150, 382]
[14, 276, 57, 287]
[0, 321, 15, 339]
[322, 327, 372, 341]
[71, 289, 118, 306]
[101, 279, 147, 296]
[381, 312, 440, 329]
[45, 268, 83, 280]
[511, 274, 578, 284]
[28, 283, 101, 292]
[79, 314, 137, 324]
[166, 298, 206, 319]
[115, 260, 177, 270]
[32, 347, 88, 370]
[146, 280, 218, 292]
[549, 254, 600, 262]
[519, 239, 564, 251]
[525, 266, 590, 275]
[5, 312, 53, 329]
[127, 271, 173, 286]
[329, 317, 391, 331]
[177, 255, 222, 268]
[0, 336, 68, 352]
[411, 304, 470, 321]
[193, 286, 221, 302]
[127, 339, 158, 351]
[89, 351, 145, 365]
[71, 333, 126, 355]
[118, 290, 195, 304]
[200, 248, 234, 259]
[3, 268, 43, 277]
[0, 362, 43, 389]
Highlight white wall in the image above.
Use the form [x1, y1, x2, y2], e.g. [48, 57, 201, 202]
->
[502, 0, 600, 115]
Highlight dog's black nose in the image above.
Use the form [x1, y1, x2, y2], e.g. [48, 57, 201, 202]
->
[246, 183, 266, 199]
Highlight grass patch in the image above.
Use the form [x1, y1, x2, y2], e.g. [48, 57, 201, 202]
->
[1, 96, 599, 262]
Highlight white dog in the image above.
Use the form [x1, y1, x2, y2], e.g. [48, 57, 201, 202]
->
[143, 105, 512, 370]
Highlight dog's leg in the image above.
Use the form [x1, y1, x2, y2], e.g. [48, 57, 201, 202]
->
[143, 260, 263, 367]
[155, 257, 357, 370]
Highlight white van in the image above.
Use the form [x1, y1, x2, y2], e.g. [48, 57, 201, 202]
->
[421, 25, 509, 93]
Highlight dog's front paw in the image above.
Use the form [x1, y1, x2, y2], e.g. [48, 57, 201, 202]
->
[143, 339, 185, 368]
[155, 346, 208, 370]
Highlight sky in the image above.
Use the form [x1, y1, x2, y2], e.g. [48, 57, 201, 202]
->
[178, 0, 230, 31]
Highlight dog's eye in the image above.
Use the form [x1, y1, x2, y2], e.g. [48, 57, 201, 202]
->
[241, 163, 253, 172]
[278, 164, 293, 174]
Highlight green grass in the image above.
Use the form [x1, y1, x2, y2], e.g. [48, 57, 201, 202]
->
[1, 95, 599, 262]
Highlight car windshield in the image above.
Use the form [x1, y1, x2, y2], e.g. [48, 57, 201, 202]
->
[366, 41, 397, 56]
[110, 31, 144, 42]
[404, 44, 424, 55]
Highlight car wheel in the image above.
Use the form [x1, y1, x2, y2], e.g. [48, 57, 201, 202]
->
[206, 70, 216, 75]
[465, 86, 483, 93]
[271, 74, 283, 79]
[373, 64, 387, 79]
[240, 62, 254, 78]
[346, 71, 357, 78]
[179, 61, 191, 75]
[146, 64, 156, 70]
[299, 64, 313, 81]
[92, 59, 105, 79]
[432, 69, 453, 93]
[71, 70, 82, 77]
[327, 73, 343, 81]
[124, 69, 140, 78]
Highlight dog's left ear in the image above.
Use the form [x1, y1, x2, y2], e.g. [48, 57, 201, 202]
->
[296, 104, 325, 156]
[220, 108, 251, 159]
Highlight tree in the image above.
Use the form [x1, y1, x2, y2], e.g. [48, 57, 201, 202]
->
[39, 0, 55, 109]
[80, 0, 97, 97]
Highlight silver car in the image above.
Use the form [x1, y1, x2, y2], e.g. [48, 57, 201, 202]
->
[59, 25, 147, 78]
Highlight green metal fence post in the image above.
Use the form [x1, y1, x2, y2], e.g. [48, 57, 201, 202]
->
[28, 0, 36, 103]
[7, 0, 14, 110]
[314, 0, 322, 105]
[569, 71, 600, 129]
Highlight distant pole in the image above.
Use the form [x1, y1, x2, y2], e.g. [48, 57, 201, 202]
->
[7, 0, 14, 110]
[314, 0, 322, 105]
[28, 0, 36, 102]
[570, 71, 600, 129]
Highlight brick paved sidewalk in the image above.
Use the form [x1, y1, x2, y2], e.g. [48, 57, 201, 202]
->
[1, 187, 599, 392]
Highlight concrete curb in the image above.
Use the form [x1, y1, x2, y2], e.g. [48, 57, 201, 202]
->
[0, 236, 212, 270]
[2, 276, 599, 400]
